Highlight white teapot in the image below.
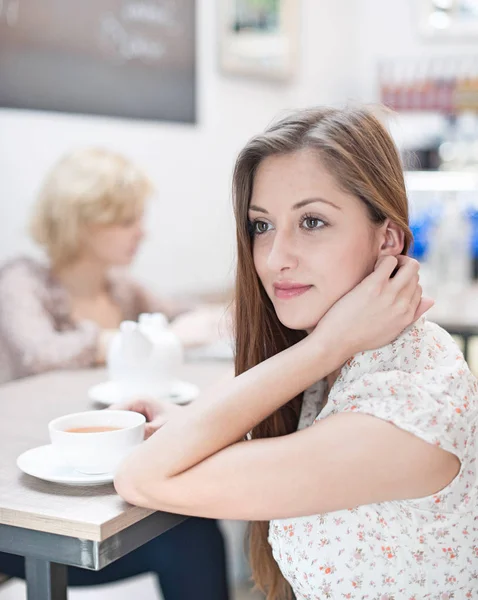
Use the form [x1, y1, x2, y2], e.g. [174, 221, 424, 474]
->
[107, 313, 183, 398]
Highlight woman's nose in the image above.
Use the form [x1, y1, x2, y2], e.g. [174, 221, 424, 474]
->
[266, 231, 298, 272]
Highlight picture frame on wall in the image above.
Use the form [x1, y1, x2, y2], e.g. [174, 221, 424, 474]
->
[0, 0, 196, 123]
[218, 0, 300, 81]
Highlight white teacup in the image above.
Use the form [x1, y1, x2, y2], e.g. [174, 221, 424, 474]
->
[49, 410, 145, 475]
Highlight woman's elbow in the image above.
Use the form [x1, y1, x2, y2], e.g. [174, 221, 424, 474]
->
[114, 464, 194, 514]
[114, 465, 153, 508]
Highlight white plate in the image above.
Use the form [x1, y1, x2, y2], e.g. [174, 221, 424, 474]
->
[17, 445, 114, 486]
[88, 380, 200, 407]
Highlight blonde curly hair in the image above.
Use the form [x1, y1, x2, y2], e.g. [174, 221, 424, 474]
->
[30, 148, 153, 266]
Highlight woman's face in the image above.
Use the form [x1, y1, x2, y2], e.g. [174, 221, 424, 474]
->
[249, 149, 398, 332]
[80, 213, 145, 267]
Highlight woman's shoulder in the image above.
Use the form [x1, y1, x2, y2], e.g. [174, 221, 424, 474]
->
[0, 256, 50, 289]
[331, 316, 478, 425]
[326, 317, 478, 468]
[332, 317, 478, 413]
[340, 316, 469, 382]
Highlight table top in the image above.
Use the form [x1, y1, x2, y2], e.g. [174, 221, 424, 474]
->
[0, 362, 232, 542]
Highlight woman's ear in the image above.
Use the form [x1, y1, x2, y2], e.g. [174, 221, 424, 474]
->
[378, 219, 405, 257]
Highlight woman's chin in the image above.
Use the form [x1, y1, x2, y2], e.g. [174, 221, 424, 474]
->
[276, 312, 320, 332]
[271, 297, 329, 332]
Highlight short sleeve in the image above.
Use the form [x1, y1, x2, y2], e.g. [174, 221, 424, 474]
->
[336, 369, 473, 462]
[329, 360, 478, 512]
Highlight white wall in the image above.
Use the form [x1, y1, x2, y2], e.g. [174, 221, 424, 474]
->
[3, 1, 474, 295]
[0, 0, 359, 295]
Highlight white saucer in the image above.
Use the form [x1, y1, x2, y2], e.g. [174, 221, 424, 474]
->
[17, 445, 114, 486]
[88, 380, 200, 407]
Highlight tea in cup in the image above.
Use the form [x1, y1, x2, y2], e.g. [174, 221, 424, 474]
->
[49, 410, 145, 475]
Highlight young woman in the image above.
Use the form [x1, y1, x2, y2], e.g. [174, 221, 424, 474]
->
[114, 108, 478, 599]
[0, 147, 229, 599]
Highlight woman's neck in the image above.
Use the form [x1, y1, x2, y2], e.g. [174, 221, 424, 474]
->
[52, 257, 109, 299]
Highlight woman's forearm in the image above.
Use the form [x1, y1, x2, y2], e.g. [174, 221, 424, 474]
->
[116, 332, 345, 484]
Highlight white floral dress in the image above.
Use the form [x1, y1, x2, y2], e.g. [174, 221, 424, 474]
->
[269, 317, 478, 599]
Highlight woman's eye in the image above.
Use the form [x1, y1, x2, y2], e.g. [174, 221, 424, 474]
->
[253, 220, 272, 235]
[302, 217, 324, 230]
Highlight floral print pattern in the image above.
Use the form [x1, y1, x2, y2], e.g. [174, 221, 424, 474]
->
[269, 318, 478, 599]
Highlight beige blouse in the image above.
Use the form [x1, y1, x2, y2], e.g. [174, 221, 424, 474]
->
[0, 257, 170, 384]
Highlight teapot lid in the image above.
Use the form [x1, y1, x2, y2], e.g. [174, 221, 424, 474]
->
[139, 313, 168, 329]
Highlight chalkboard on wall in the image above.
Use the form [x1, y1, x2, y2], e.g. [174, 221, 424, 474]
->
[0, 0, 196, 123]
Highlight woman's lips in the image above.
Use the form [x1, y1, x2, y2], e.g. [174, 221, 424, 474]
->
[273, 285, 312, 299]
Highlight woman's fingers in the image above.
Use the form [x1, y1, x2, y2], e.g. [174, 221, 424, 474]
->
[144, 415, 168, 439]
[109, 398, 157, 422]
[372, 255, 399, 282]
[145, 422, 158, 439]
[389, 256, 420, 291]
[111, 402, 169, 439]
[375, 256, 425, 318]
[414, 296, 435, 320]
[387, 256, 434, 320]
[145, 425, 154, 439]
[408, 284, 422, 318]
[110, 403, 169, 439]
[389, 258, 434, 321]
[396, 272, 420, 308]
[109, 399, 142, 412]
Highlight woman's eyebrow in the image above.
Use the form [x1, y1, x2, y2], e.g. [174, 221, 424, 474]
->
[248, 198, 341, 214]
[248, 205, 268, 214]
[293, 198, 341, 210]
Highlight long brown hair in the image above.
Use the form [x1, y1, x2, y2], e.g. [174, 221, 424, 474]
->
[232, 107, 412, 599]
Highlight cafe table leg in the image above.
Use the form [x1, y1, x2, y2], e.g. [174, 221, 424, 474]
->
[25, 557, 67, 600]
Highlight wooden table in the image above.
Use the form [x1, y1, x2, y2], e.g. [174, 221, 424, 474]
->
[0, 362, 232, 600]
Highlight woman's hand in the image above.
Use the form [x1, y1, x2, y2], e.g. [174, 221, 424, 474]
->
[311, 255, 434, 360]
[110, 398, 184, 439]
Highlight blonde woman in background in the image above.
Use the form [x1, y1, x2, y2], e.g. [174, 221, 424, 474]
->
[0, 148, 227, 383]
[0, 148, 230, 599]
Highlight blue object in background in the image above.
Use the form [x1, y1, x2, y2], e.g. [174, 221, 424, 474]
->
[467, 207, 478, 279]
[467, 208, 478, 259]
[409, 213, 435, 261]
